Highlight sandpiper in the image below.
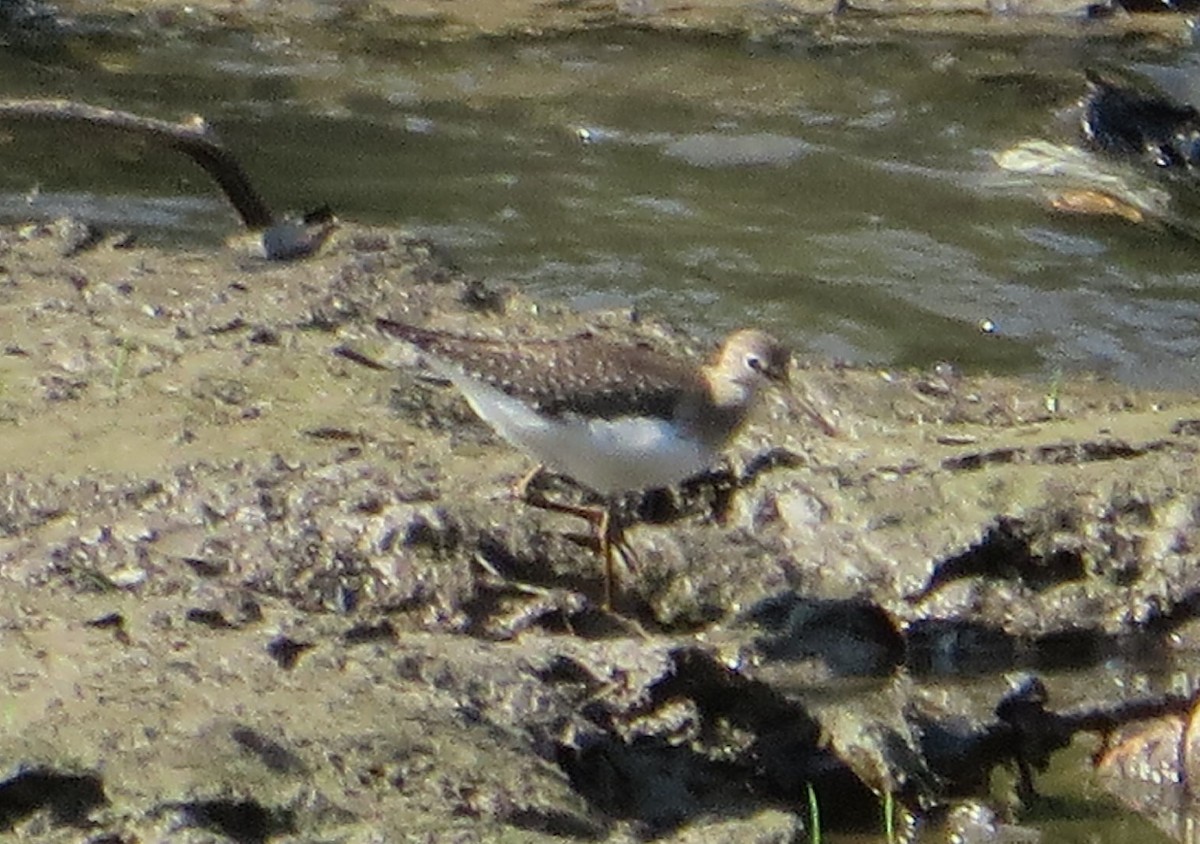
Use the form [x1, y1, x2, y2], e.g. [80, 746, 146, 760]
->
[376, 318, 789, 606]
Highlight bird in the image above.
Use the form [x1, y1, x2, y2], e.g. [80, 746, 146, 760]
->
[375, 318, 790, 607]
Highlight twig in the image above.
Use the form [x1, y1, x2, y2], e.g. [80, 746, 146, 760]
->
[0, 98, 274, 229]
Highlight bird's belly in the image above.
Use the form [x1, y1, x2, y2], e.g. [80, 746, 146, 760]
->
[539, 415, 711, 494]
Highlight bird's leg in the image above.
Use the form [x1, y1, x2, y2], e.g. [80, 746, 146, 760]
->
[582, 503, 638, 610]
[512, 467, 637, 608]
[513, 464, 607, 542]
[511, 464, 549, 501]
[596, 504, 634, 610]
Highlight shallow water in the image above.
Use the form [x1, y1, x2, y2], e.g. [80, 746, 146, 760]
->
[4, 28, 1200, 389]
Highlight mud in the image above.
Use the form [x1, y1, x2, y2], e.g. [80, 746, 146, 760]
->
[0, 218, 1196, 840]
[3, 0, 1200, 838]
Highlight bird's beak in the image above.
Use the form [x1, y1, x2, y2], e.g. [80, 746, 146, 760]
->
[769, 355, 792, 387]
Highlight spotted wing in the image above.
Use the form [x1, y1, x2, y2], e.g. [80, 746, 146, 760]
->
[377, 319, 699, 421]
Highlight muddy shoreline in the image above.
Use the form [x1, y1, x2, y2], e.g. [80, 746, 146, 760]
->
[0, 217, 1196, 840]
[2, 0, 1200, 840]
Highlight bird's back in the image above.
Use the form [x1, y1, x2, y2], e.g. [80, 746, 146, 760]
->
[377, 319, 701, 422]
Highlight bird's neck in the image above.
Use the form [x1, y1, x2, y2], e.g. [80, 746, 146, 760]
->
[678, 367, 757, 448]
[703, 365, 756, 409]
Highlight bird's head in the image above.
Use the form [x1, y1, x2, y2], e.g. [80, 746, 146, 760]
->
[720, 329, 790, 388]
[705, 329, 790, 409]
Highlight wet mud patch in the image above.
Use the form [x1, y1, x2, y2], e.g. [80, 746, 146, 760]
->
[0, 222, 1199, 839]
[0, 769, 106, 831]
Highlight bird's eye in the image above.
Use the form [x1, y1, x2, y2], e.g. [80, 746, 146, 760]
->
[746, 354, 763, 373]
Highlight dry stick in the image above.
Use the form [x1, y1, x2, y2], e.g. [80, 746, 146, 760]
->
[0, 98, 275, 229]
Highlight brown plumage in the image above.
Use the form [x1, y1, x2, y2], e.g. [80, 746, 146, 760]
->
[376, 319, 787, 428]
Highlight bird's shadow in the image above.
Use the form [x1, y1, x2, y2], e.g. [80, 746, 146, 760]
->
[636, 445, 808, 529]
